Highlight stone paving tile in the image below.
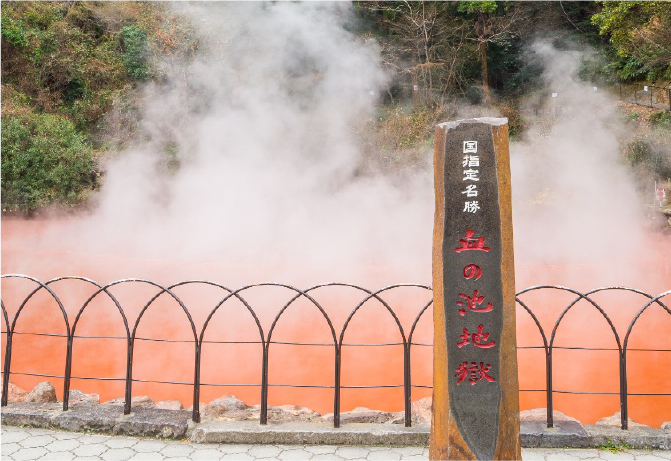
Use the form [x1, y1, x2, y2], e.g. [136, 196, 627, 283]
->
[368, 450, 400, 461]
[72, 443, 108, 457]
[52, 432, 81, 441]
[101, 447, 136, 461]
[598, 451, 637, 461]
[391, 447, 425, 456]
[1, 443, 21, 456]
[220, 453, 254, 461]
[17, 434, 55, 448]
[12, 447, 48, 461]
[160, 443, 195, 458]
[627, 454, 670, 461]
[133, 440, 170, 453]
[548, 453, 586, 461]
[335, 446, 371, 460]
[191, 448, 224, 460]
[77, 434, 111, 445]
[218, 445, 250, 454]
[45, 438, 81, 452]
[248, 446, 283, 458]
[73, 457, 106, 461]
[104, 438, 139, 449]
[1, 430, 30, 444]
[312, 454, 345, 461]
[522, 449, 548, 461]
[305, 446, 338, 455]
[127, 452, 165, 461]
[278, 448, 314, 460]
[42, 451, 76, 460]
[399, 455, 427, 461]
[564, 449, 601, 459]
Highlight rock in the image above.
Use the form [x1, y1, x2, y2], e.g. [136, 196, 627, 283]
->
[520, 408, 580, 423]
[187, 403, 207, 414]
[24, 381, 57, 403]
[267, 404, 321, 423]
[203, 395, 248, 417]
[1, 381, 28, 402]
[155, 400, 184, 411]
[662, 421, 671, 431]
[104, 396, 155, 408]
[387, 411, 406, 425]
[68, 390, 100, 405]
[322, 407, 394, 424]
[595, 411, 648, 428]
[412, 397, 432, 424]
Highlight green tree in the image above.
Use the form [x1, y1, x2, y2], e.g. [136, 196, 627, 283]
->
[592, 1, 671, 80]
[1, 112, 98, 213]
[456, 1, 525, 104]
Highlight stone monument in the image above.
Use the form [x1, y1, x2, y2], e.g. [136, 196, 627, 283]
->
[430, 118, 520, 460]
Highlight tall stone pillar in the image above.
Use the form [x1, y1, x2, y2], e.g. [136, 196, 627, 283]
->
[430, 118, 520, 460]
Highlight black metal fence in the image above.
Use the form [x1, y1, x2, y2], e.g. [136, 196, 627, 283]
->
[626, 84, 671, 111]
[1, 275, 669, 430]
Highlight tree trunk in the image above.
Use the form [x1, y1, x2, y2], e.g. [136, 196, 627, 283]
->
[479, 40, 491, 105]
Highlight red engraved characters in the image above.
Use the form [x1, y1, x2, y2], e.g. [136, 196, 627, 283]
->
[463, 263, 481, 280]
[454, 230, 490, 253]
[457, 324, 496, 349]
[455, 361, 497, 386]
[456, 290, 494, 316]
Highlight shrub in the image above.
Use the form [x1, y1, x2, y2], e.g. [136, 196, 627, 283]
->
[120, 25, 150, 81]
[1, 113, 97, 213]
[649, 110, 671, 130]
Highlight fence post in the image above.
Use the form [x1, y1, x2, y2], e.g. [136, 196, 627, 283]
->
[334, 345, 341, 428]
[124, 338, 134, 415]
[404, 343, 412, 427]
[620, 351, 628, 430]
[546, 351, 553, 428]
[1, 332, 13, 407]
[260, 345, 268, 424]
[192, 343, 201, 423]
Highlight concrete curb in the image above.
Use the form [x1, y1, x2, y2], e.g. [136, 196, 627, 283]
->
[2, 403, 670, 449]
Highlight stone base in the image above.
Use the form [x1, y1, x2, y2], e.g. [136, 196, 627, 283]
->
[2, 402, 670, 449]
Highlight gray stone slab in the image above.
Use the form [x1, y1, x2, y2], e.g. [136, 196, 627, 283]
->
[585, 425, 671, 451]
[112, 407, 190, 439]
[1, 402, 60, 428]
[189, 421, 431, 446]
[521, 420, 590, 448]
[53, 405, 123, 433]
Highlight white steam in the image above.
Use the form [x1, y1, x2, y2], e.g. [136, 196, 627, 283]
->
[22, 7, 658, 290]
[511, 41, 649, 287]
[75, 2, 434, 284]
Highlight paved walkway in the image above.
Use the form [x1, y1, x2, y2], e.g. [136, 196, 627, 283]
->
[2, 426, 671, 461]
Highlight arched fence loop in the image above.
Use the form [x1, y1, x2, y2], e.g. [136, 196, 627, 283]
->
[1, 275, 70, 408]
[1, 275, 669, 430]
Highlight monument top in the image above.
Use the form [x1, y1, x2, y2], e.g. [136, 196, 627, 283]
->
[436, 117, 508, 130]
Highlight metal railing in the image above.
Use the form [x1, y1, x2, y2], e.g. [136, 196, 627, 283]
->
[1, 274, 669, 430]
[628, 84, 671, 111]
